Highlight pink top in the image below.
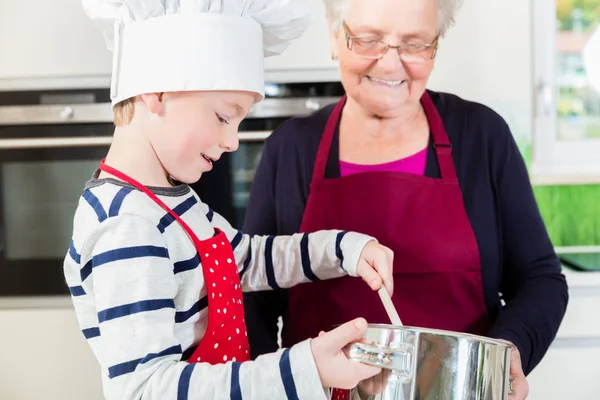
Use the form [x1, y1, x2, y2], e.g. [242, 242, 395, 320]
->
[339, 148, 428, 177]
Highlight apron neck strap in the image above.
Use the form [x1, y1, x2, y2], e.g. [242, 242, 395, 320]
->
[420, 92, 457, 180]
[312, 92, 457, 182]
[311, 96, 346, 185]
[98, 159, 200, 242]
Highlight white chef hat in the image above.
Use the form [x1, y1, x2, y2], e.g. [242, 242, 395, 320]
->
[82, 0, 312, 106]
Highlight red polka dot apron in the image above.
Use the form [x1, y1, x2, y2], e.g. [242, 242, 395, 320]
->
[99, 160, 250, 365]
[189, 233, 249, 364]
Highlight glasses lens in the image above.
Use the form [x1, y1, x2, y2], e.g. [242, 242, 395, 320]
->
[352, 38, 386, 59]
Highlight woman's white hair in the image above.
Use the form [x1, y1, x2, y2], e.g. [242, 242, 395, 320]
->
[323, 0, 463, 37]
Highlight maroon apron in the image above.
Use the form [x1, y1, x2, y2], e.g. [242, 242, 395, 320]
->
[283, 92, 491, 348]
[99, 160, 250, 365]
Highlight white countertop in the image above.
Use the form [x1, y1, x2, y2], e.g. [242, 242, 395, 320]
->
[562, 267, 600, 289]
[555, 246, 600, 290]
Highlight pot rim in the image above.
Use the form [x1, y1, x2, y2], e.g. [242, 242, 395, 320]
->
[364, 323, 514, 347]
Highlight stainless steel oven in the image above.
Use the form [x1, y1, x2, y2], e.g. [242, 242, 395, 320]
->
[0, 83, 343, 296]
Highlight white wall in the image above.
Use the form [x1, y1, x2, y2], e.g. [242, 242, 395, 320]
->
[266, 0, 536, 142]
[0, 0, 536, 132]
[427, 0, 534, 141]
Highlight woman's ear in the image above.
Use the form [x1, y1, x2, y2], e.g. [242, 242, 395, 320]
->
[328, 14, 341, 60]
[140, 93, 165, 115]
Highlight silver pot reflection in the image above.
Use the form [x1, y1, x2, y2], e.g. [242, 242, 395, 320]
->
[338, 324, 513, 400]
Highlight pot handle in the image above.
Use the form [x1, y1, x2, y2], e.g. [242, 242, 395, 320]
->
[349, 342, 413, 377]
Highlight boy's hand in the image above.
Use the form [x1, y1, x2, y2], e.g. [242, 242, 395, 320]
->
[356, 241, 394, 295]
[310, 318, 380, 389]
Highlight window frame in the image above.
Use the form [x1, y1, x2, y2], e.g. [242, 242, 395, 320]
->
[532, 0, 600, 185]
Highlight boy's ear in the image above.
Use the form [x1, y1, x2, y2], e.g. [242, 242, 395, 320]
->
[140, 93, 165, 115]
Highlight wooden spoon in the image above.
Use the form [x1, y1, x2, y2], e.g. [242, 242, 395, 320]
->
[378, 286, 403, 326]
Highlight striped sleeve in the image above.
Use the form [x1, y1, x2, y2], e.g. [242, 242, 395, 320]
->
[205, 204, 375, 292]
[181, 340, 327, 400]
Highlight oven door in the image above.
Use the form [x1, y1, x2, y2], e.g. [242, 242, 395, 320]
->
[0, 104, 272, 296]
[190, 129, 270, 230]
[0, 105, 114, 296]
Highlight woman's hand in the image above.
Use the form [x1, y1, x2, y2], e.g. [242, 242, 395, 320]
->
[501, 341, 529, 399]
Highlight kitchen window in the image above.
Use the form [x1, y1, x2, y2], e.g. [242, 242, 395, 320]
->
[532, 0, 600, 184]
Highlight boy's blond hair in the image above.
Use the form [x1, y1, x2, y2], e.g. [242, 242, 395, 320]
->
[114, 97, 135, 126]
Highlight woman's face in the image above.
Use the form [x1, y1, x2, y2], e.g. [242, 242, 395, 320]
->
[331, 0, 439, 118]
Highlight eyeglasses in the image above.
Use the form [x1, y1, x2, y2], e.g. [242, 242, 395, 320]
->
[342, 21, 439, 64]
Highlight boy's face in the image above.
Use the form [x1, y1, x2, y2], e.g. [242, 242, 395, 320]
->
[143, 90, 255, 183]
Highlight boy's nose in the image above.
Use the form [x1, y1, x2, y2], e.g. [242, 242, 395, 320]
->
[221, 130, 239, 152]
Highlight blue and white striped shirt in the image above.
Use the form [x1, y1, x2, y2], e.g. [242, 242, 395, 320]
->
[63, 175, 373, 400]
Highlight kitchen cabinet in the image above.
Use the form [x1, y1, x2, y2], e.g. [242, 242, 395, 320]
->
[526, 267, 600, 400]
[0, 0, 338, 90]
[528, 345, 600, 400]
[0, 301, 104, 400]
[0, 0, 112, 90]
[263, 0, 339, 82]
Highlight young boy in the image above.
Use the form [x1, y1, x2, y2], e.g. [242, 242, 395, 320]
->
[64, 1, 395, 399]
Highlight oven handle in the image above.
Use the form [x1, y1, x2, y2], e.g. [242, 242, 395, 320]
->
[0, 97, 341, 125]
[0, 131, 273, 149]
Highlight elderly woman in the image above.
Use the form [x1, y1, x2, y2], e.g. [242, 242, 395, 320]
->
[243, 0, 568, 398]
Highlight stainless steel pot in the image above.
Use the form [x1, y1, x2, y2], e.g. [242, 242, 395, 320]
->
[339, 324, 513, 400]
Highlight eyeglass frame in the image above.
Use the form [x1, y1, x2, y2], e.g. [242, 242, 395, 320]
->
[342, 21, 440, 62]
